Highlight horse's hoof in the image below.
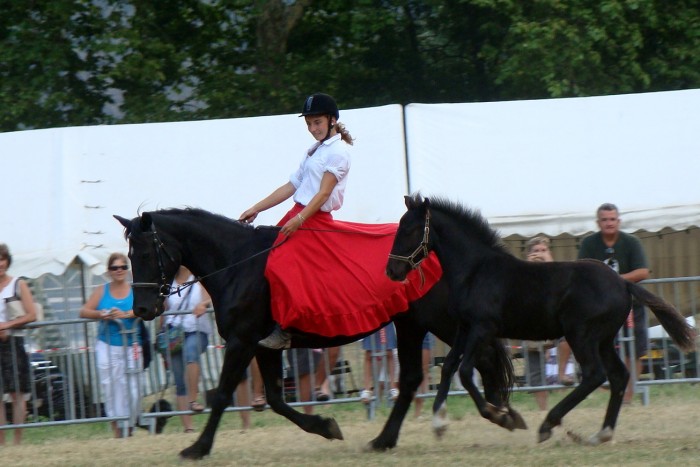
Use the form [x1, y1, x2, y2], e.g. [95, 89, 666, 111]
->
[508, 408, 528, 430]
[180, 444, 207, 460]
[537, 429, 553, 443]
[487, 404, 520, 431]
[433, 424, 448, 439]
[326, 417, 344, 440]
[432, 403, 449, 439]
[499, 415, 516, 431]
[587, 427, 614, 446]
[565, 427, 614, 446]
[364, 439, 392, 452]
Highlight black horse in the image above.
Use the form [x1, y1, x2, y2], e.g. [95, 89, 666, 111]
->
[386, 194, 696, 445]
[115, 208, 523, 460]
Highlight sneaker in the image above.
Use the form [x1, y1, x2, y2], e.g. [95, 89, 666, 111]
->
[360, 389, 373, 404]
[390, 388, 399, 401]
[258, 324, 291, 349]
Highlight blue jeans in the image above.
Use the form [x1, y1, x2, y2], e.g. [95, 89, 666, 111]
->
[170, 332, 209, 396]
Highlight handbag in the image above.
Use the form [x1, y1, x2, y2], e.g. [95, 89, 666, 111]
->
[156, 286, 192, 355]
[156, 322, 185, 355]
[4, 278, 44, 322]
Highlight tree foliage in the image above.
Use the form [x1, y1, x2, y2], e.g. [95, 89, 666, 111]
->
[1, 0, 698, 132]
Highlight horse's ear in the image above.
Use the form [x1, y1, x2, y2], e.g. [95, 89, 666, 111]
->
[114, 215, 130, 229]
[140, 212, 154, 232]
[424, 197, 431, 209]
[405, 193, 425, 209]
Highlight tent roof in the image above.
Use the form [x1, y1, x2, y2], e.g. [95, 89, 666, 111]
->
[490, 203, 700, 238]
[405, 89, 700, 234]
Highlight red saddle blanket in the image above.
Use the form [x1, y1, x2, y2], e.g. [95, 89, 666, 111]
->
[265, 204, 442, 337]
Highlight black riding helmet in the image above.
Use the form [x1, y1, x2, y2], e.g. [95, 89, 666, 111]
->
[299, 93, 339, 121]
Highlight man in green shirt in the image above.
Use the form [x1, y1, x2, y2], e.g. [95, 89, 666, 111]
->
[578, 203, 650, 404]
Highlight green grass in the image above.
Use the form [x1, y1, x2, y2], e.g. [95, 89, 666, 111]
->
[14, 382, 699, 445]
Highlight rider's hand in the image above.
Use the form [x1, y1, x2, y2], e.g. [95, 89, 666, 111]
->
[239, 209, 258, 224]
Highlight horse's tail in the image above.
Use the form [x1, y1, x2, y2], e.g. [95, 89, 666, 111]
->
[627, 282, 696, 352]
[476, 336, 515, 404]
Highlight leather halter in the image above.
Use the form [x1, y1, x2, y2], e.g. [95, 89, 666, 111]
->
[388, 209, 431, 271]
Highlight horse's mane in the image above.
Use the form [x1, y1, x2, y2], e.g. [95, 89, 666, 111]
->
[153, 207, 255, 231]
[413, 194, 509, 255]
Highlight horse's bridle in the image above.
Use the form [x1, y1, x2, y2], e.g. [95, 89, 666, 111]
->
[130, 228, 179, 299]
[388, 209, 431, 271]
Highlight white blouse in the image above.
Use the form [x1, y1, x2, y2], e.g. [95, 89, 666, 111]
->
[0, 277, 19, 323]
[290, 133, 351, 212]
[164, 277, 213, 335]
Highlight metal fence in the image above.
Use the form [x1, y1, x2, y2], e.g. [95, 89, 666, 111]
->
[1, 275, 698, 436]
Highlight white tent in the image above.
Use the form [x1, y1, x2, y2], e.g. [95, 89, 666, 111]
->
[2, 89, 699, 278]
[404, 89, 700, 236]
[2, 105, 408, 278]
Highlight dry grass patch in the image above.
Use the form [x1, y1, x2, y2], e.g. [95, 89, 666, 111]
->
[5, 389, 700, 466]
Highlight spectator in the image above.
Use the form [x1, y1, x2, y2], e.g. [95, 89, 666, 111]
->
[287, 348, 323, 415]
[232, 369, 251, 431]
[0, 243, 37, 445]
[313, 347, 340, 401]
[250, 357, 266, 412]
[556, 340, 576, 386]
[161, 266, 213, 433]
[578, 203, 650, 404]
[360, 324, 399, 404]
[547, 346, 576, 385]
[80, 252, 142, 438]
[523, 236, 556, 410]
[414, 333, 434, 418]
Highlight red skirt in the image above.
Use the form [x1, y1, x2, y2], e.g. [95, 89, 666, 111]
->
[264, 204, 442, 337]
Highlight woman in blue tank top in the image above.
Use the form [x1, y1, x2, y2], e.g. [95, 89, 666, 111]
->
[80, 252, 142, 438]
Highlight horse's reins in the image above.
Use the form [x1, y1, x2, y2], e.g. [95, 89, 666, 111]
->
[132, 215, 427, 297]
[131, 225, 288, 298]
[387, 209, 431, 286]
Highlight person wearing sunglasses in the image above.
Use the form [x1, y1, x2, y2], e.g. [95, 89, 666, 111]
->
[80, 252, 143, 438]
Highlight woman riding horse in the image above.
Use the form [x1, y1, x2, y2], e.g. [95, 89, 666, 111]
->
[115, 206, 521, 460]
[239, 93, 441, 351]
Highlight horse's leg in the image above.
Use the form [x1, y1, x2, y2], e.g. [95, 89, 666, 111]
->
[366, 318, 426, 451]
[455, 343, 514, 430]
[583, 342, 628, 445]
[180, 338, 256, 460]
[538, 339, 609, 443]
[430, 327, 467, 438]
[256, 347, 343, 440]
[451, 326, 521, 431]
[476, 338, 526, 430]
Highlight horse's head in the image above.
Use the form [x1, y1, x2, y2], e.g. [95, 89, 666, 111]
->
[386, 194, 433, 281]
[114, 212, 181, 321]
